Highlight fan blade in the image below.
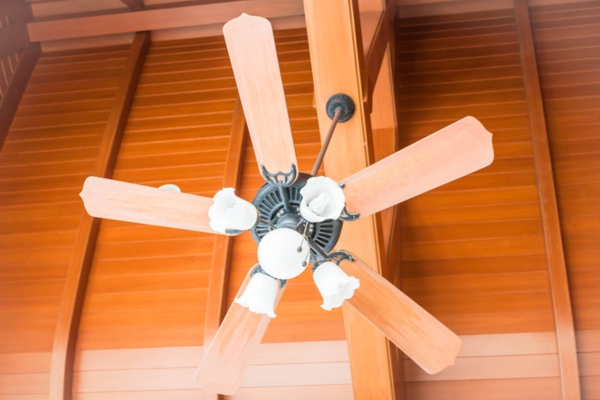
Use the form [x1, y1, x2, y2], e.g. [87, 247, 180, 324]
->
[223, 14, 298, 179]
[195, 267, 284, 394]
[340, 254, 462, 374]
[80, 176, 217, 233]
[341, 116, 493, 218]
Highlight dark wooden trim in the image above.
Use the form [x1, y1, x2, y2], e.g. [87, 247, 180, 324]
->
[0, 23, 29, 61]
[513, 1, 581, 399]
[0, 42, 40, 152]
[0, 0, 33, 22]
[202, 96, 248, 400]
[48, 32, 150, 400]
[120, 0, 144, 9]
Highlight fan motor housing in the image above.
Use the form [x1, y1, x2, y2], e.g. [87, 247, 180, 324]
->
[250, 173, 343, 260]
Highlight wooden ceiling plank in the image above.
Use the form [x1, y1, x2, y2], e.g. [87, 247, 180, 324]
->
[27, 0, 305, 43]
[202, 96, 248, 400]
[513, 0, 581, 399]
[303, 0, 397, 399]
[48, 32, 150, 400]
[0, 43, 40, 152]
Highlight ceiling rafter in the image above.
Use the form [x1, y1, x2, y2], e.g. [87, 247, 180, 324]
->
[26, 0, 305, 42]
[48, 32, 150, 400]
[203, 96, 248, 400]
[303, 0, 400, 398]
[514, 0, 581, 398]
[0, 42, 40, 151]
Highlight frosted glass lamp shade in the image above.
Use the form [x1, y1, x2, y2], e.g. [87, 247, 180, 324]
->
[158, 183, 181, 192]
[300, 177, 345, 222]
[257, 228, 310, 279]
[313, 261, 360, 310]
[234, 272, 278, 318]
[208, 188, 258, 233]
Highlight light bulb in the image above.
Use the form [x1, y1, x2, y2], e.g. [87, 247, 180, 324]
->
[208, 188, 258, 233]
[158, 183, 181, 192]
[257, 228, 310, 279]
[235, 271, 278, 318]
[313, 261, 360, 310]
[300, 176, 345, 222]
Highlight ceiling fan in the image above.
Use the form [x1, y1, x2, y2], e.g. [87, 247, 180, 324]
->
[80, 13, 494, 395]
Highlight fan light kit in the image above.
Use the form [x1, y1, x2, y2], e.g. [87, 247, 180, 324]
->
[79, 13, 495, 395]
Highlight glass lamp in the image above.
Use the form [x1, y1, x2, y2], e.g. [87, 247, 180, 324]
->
[234, 271, 278, 318]
[158, 183, 181, 192]
[209, 188, 258, 234]
[300, 176, 345, 222]
[257, 228, 310, 279]
[313, 261, 360, 310]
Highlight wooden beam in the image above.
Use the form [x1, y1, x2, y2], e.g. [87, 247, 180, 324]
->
[303, 0, 396, 399]
[371, 46, 404, 399]
[0, 0, 33, 22]
[397, 0, 512, 18]
[48, 32, 150, 400]
[0, 42, 40, 152]
[27, 0, 304, 42]
[0, 23, 29, 56]
[120, 0, 144, 10]
[203, 97, 248, 400]
[513, 1, 581, 399]
[362, 0, 396, 103]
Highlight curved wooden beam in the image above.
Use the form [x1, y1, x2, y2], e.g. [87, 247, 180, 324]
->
[513, 0, 581, 398]
[48, 32, 150, 400]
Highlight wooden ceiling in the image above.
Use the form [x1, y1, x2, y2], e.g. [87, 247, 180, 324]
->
[0, 0, 599, 399]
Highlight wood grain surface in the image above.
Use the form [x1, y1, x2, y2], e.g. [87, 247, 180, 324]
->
[341, 255, 462, 374]
[342, 116, 494, 218]
[531, 2, 600, 399]
[395, 7, 560, 399]
[0, 43, 130, 399]
[223, 14, 298, 178]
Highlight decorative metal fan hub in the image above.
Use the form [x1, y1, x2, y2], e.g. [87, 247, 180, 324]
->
[250, 173, 343, 259]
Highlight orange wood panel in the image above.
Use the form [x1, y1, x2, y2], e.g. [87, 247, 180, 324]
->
[78, 35, 240, 354]
[0, 42, 131, 399]
[49, 33, 150, 400]
[70, 342, 351, 399]
[405, 377, 562, 400]
[395, 7, 561, 399]
[531, 2, 600, 399]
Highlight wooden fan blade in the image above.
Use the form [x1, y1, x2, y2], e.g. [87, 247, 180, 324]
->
[340, 254, 462, 374]
[341, 116, 493, 218]
[223, 14, 298, 179]
[80, 176, 217, 233]
[195, 267, 284, 394]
